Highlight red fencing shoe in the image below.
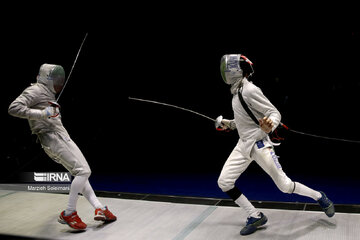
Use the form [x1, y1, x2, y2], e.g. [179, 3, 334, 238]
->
[94, 206, 117, 222]
[58, 211, 87, 230]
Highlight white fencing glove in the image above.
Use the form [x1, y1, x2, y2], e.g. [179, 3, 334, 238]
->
[215, 115, 236, 131]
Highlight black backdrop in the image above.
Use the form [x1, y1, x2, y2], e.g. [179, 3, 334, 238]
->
[2, 14, 360, 184]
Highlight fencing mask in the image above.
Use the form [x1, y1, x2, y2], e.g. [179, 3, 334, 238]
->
[36, 64, 65, 94]
[220, 54, 254, 85]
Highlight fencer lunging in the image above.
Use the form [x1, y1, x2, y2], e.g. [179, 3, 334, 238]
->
[8, 64, 116, 230]
[216, 54, 335, 236]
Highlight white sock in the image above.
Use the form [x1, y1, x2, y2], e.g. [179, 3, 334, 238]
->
[293, 182, 322, 201]
[82, 180, 104, 209]
[235, 194, 260, 218]
[65, 175, 88, 215]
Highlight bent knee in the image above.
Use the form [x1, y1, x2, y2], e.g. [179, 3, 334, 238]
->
[71, 167, 91, 177]
[276, 177, 295, 194]
[217, 176, 235, 192]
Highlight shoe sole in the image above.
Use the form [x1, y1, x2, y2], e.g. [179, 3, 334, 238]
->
[324, 204, 335, 217]
[94, 215, 106, 221]
[240, 215, 268, 236]
[94, 216, 117, 222]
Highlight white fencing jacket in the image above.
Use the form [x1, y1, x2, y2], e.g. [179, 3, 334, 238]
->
[231, 78, 281, 158]
[8, 81, 68, 136]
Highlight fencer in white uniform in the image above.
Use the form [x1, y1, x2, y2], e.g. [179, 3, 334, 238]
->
[8, 64, 116, 230]
[216, 54, 335, 235]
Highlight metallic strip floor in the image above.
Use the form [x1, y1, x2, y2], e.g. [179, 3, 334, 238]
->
[0, 190, 359, 240]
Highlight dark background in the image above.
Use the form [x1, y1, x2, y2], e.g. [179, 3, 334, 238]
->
[1, 13, 359, 199]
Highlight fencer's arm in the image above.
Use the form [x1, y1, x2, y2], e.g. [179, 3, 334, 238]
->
[8, 87, 56, 119]
[248, 86, 281, 132]
[8, 96, 43, 120]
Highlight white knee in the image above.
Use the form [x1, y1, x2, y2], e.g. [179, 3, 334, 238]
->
[217, 175, 235, 192]
[71, 166, 91, 177]
[73, 169, 91, 178]
[275, 176, 295, 194]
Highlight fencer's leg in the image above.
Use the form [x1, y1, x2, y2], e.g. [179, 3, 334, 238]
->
[41, 133, 90, 229]
[82, 180, 104, 209]
[54, 137, 117, 221]
[66, 174, 89, 215]
[82, 180, 117, 222]
[224, 187, 256, 215]
[49, 134, 92, 215]
[293, 182, 322, 200]
[217, 142, 251, 193]
[217, 143, 259, 217]
[253, 145, 321, 200]
[253, 145, 335, 217]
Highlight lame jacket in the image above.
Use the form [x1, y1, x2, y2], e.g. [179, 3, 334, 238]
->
[8, 82, 69, 136]
[231, 78, 281, 158]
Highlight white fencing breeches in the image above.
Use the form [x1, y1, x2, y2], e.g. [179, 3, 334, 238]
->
[38, 132, 91, 176]
[218, 139, 295, 194]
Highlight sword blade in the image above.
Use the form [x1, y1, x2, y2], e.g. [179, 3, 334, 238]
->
[128, 97, 216, 122]
[56, 32, 88, 102]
